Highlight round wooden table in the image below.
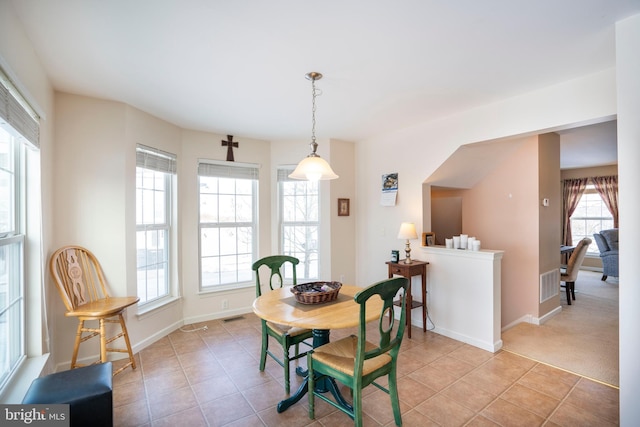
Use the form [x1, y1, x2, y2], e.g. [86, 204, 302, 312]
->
[252, 284, 384, 412]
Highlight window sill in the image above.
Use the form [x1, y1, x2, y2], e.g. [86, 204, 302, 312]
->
[0, 353, 49, 404]
[198, 282, 254, 295]
[136, 296, 181, 320]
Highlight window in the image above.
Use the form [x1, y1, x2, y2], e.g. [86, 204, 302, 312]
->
[136, 145, 176, 305]
[570, 183, 614, 254]
[278, 168, 319, 280]
[198, 161, 258, 290]
[0, 67, 39, 392]
[0, 127, 24, 391]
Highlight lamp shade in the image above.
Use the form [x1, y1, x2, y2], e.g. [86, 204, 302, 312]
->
[288, 155, 339, 181]
[397, 222, 418, 240]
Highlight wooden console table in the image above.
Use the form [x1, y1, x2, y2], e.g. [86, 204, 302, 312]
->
[385, 260, 428, 338]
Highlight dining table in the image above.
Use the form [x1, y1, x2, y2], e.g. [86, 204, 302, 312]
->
[252, 284, 384, 413]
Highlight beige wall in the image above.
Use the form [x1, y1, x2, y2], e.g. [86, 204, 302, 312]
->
[356, 67, 618, 291]
[561, 164, 618, 180]
[0, 0, 55, 367]
[430, 188, 463, 245]
[429, 134, 561, 326]
[270, 137, 356, 283]
[462, 137, 541, 326]
[179, 129, 272, 324]
[329, 139, 357, 284]
[537, 133, 562, 318]
[53, 93, 186, 366]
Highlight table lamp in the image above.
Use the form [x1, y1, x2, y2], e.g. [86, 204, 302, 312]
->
[397, 222, 418, 264]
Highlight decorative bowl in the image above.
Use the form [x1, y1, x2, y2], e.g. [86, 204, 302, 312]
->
[291, 281, 342, 304]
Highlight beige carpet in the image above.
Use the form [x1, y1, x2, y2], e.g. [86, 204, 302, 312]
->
[502, 270, 619, 387]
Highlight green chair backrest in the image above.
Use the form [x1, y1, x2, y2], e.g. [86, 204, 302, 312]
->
[252, 255, 299, 297]
[354, 277, 409, 372]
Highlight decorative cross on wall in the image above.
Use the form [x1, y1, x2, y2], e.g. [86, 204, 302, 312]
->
[222, 135, 238, 162]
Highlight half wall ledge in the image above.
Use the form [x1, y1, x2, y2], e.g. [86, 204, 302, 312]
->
[420, 245, 504, 352]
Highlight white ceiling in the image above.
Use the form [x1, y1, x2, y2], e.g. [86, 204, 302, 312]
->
[9, 0, 635, 167]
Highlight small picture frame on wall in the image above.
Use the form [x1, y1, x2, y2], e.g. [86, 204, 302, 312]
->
[422, 232, 435, 246]
[338, 198, 350, 216]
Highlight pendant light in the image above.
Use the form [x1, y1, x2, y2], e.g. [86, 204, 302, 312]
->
[288, 72, 339, 181]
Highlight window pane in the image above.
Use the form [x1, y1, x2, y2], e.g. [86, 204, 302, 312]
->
[569, 188, 613, 254]
[236, 195, 253, 222]
[0, 85, 29, 392]
[0, 128, 15, 235]
[220, 227, 238, 255]
[279, 174, 319, 281]
[136, 161, 172, 305]
[198, 163, 257, 290]
[200, 228, 220, 257]
[219, 195, 236, 222]
[201, 256, 220, 286]
[0, 231, 24, 389]
[199, 194, 218, 223]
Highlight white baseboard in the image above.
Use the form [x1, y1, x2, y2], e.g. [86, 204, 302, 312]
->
[502, 315, 533, 331]
[538, 306, 562, 324]
[431, 326, 503, 353]
[55, 320, 185, 372]
[500, 306, 562, 332]
[183, 307, 253, 325]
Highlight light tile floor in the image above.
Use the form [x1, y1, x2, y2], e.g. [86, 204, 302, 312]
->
[111, 314, 619, 426]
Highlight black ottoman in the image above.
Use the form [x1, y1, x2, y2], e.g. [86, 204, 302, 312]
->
[22, 362, 113, 427]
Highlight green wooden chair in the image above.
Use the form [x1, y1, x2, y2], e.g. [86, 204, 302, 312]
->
[307, 276, 409, 426]
[252, 255, 313, 394]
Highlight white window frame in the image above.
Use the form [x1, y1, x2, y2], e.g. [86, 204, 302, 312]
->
[0, 128, 25, 392]
[198, 160, 258, 292]
[570, 183, 614, 254]
[0, 63, 42, 394]
[135, 145, 176, 307]
[277, 168, 320, 281]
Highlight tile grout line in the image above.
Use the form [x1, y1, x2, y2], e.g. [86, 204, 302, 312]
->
[501, 348, 619, 390]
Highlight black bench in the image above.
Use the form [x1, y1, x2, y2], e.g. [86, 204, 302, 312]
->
[22, 362, 113, 427]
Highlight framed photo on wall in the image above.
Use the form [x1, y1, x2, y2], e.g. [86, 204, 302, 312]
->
[338, 198, 350, 216]
[422, 232, 435, 246]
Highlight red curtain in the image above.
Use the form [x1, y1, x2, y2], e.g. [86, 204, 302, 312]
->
[562, 178, 588, 246]
[591, 175, 619, 228]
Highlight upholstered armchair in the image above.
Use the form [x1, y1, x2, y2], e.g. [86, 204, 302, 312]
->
[593, 228, 619, 281]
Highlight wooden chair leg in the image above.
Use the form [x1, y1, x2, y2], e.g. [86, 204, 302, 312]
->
[259, 325, 268, 371]
[308, 356, 316, 420]
[283, 342, 291, 394]
[71, 320, 84, 369]
[353, 385, 363, 427]
[601, 275, 607, 281]
[389, 367, 402, 426]
[99, 318, 107, 363]
[118, 313, 136, 369]
[566, 284, 572, 305]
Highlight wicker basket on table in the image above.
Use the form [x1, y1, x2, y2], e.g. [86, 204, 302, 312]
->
[291, 281, 342, 304]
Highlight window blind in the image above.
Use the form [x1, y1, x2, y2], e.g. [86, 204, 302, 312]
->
[277, 168, 296, 182]
[0, 67, 40, 149]
[198, 160, 259, 180]
[136, 144, 177, 174]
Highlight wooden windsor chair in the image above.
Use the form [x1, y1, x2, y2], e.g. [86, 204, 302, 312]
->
[50, 245, 139, 376]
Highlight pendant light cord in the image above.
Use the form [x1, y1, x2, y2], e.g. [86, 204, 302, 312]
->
[309, 75, 318, 156]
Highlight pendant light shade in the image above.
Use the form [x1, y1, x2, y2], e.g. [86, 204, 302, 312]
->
[289, 72, 339, 181]
[288, 155, 338, 181]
